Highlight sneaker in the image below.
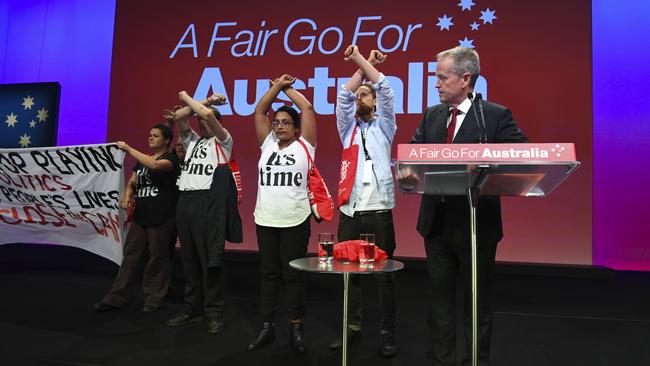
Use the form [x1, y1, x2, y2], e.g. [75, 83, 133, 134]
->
[141, 304, 164, 313]
[165, 312, 204, 326]
[93, 301, 119, 312]
[378, 331, 398, 358]
[207, 317, 224, 334]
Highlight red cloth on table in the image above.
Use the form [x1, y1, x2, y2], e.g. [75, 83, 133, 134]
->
[317, 239, 388, 262]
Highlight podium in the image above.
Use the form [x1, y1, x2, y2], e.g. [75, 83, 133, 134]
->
[395, 143, 580, 366]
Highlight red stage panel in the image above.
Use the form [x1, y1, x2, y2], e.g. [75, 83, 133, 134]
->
[107, 0, 592, 264]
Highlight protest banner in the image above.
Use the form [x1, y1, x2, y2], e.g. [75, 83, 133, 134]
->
[0, 143, 126, 264]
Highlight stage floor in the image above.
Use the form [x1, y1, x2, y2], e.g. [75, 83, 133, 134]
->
[1, 244, 649, 366]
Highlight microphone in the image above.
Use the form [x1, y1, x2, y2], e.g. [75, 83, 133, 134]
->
[476, 93, 488, 144]
[468, 92, 486, 143]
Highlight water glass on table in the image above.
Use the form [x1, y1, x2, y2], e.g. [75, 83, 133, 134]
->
[359, 233, 376, 265]
[318, 233, 334, 264]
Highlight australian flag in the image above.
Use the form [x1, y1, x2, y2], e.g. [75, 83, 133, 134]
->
[0, 82, 60, 148]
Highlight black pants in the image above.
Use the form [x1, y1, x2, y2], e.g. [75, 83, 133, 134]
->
[338, 210, 397, 333]
[102, 217, 175, 307]
[176, 191, 225, 318]
[255, 217, 311, 322]
[425, 226, 497, 366]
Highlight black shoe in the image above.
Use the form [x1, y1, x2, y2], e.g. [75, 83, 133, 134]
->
[93, 301, 119, 312]
[165, 312, 204, 326]
[378, 331, 398, 358]
[207, 317, 224, 334]
[289, 322, 306, 353]
[248, 322, 275, 351]
[141, 304, 163, 313]
[329, 330, 361, 350]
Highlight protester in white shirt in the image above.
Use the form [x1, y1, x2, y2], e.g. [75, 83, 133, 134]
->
[247, 74, 317, 353]
[330, 46, 399, 358]
[163, 92, 242, 335]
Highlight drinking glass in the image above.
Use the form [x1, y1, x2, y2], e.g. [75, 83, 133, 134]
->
[318, 233, 335, 264]
[359, 233, 376, 265]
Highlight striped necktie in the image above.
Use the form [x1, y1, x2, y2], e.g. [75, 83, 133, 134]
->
[446, 108, 460, 143]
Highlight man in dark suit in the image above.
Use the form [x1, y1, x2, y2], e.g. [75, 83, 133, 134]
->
[407, 46, 528, 365]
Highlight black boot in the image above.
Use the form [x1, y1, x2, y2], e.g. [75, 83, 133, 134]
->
[93, 301, 119, 312]
[378, 331, 398, 358]
[329, 329, 362, 350]
[248, 322, 275, 351]
[289, 322, 306, 353]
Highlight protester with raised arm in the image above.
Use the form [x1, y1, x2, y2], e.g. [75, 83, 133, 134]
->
[330, 46, 399, 358]
[94, 123, 180, 313]
[164, 91, 242, 334]
[246, 74, 316, 353]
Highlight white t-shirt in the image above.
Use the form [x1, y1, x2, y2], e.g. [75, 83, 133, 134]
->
[254, 132, 315, 227]
[353, 160, 385, 212]
[178, 129, 233, 191]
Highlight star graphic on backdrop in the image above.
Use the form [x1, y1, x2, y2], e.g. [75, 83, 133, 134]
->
[459, 37, 475, 48]
[37, 107, 49, 122]
[22, 95, 35, 110]
[470, 22, 480, 31]
[458, 0, 475, 11]
[5, 113, 18, 127]
[30, 120, 37, 128]
[480, 8, 497, 24]
[19, 134, 32, 148]
[436, 15, 454, 31]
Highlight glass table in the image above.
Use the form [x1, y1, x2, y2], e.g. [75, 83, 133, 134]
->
[289, 257, 404, 366]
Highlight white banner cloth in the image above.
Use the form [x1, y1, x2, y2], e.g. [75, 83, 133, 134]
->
[0, 144, 126, 264]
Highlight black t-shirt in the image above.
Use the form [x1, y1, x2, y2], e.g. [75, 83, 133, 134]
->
[133, 153, 180, 226]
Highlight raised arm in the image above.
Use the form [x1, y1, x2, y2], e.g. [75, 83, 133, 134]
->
[179, 91, 228, 142]
[345, 49, 387, 91]
[167, 93, 225, 121]
[371, 52, 396, 139]
[164, 106, 193, 142]
[282, 77, 316, 146]
[344, 45, 383, 91]
[254, 75, 296, 145]
[116, 141, 174, 172]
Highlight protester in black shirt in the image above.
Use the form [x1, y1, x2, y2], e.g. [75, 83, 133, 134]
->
[94, 123, 180, 313]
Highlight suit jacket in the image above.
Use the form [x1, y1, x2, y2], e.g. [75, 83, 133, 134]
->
[207, 164, 243, 268]
[411, 100, 528, 245]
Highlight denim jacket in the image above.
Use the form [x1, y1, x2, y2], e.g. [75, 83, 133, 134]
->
[336, 74, 396, 216]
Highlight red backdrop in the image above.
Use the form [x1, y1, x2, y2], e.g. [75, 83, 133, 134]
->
[107, 0, 592, 264]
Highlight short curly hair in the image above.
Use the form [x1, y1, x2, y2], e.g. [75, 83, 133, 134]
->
[151, 123, 173, 147]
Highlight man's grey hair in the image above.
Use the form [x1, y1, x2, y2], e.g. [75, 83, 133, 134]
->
[437, 46, 481, 86]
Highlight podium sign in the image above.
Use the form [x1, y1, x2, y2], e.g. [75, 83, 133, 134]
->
[395, 143, 580, 366]
[395, 143, 580, 197]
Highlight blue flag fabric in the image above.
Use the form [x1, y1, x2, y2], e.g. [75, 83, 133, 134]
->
[0, 82, 60, 148]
